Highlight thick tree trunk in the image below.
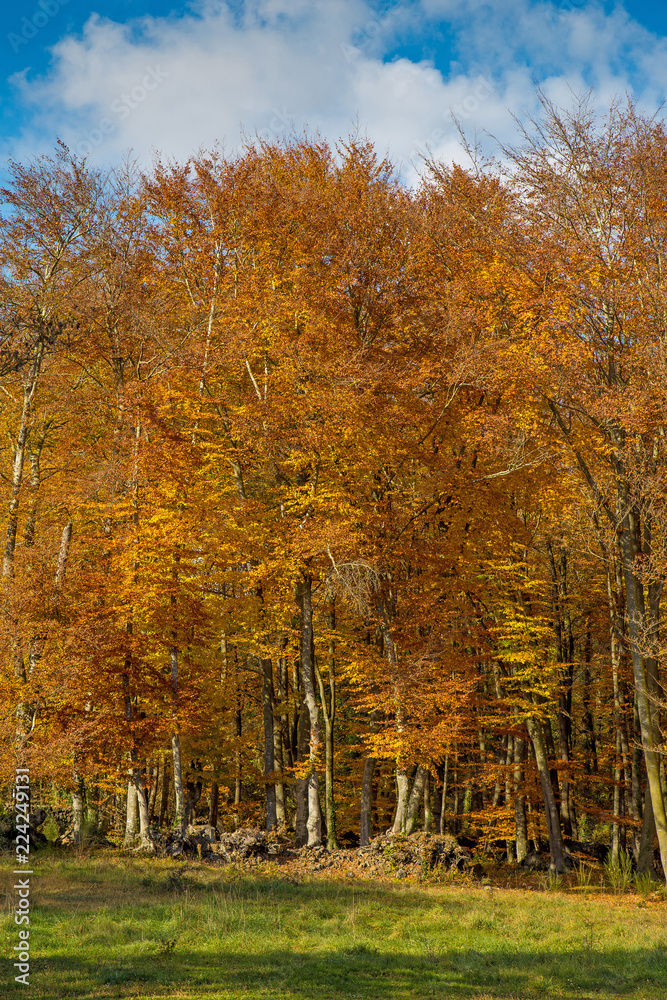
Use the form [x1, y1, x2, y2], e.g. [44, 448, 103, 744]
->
[637, 786, 657, 875]
[392, 769, 410, 834]
[133, 766, 153, 850]
[619, 717, 639, 859]
[404, 765, 427, 834]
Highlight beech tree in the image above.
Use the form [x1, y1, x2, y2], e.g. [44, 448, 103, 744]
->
[1, 116, 666, 881]
[496, 97, 667, 877]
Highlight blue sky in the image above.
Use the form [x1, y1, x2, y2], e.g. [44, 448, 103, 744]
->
[2, 0, 667, 183]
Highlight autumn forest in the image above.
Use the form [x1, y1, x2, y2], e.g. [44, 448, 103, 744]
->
[4, 98, 667, 881]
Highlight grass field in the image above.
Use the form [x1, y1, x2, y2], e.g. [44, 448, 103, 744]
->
[2, 851, 667, 999]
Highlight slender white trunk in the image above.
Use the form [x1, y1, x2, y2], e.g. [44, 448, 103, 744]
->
[124, 781, 138, 847]
[298, 574, 322, 846]
[171, 726, 185, 833]
[3, 344, 44, 580]
[72, 778, 84, 845]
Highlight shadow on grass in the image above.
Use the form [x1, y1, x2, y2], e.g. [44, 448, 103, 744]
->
[11, 942, 667, 999]
[9, 876, 667, 999]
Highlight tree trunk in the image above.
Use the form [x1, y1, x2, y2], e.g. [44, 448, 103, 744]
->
[314, 617, 338, 850]
[171, 729, 185, 832]
[526, 717, 566, 873]
[72, 775, 84, 845]
[489, 734, 504, 810]
[376, 593, 410, 838]
[274, 657, 287, 827]
[582, 633, 598, 774]
[262, 657, 277, 832]
[392, 768, 410, 834]
[208, 782, 219, 829]
[513, 734, 528, 863]
[547, 542, 574, 838]
[637, 786, 657, 875]
[159, 754, 170, 827]
[3, 343, 44, 580]
[148, 761, 159, 823]
[423, 772, 432, 833]
[452, 756, 460, 835]
[404, 765, 427, 834]
[607, 553, 628, 867]
[294, 658, 308, 847]
[618, 516, 667, 880]
[133, 765, 153, 850]
[184, 777, 202, 829]
[124, 780, 138, 848]
[462, 775, 473, 832]
[297, 573, 322, 846]
[542, 718, 561, 808]
[234, 656, 242, 829]
[439, 757, 449, 835]
[360, 756, 376, 845]
[611, 727, 623, 868]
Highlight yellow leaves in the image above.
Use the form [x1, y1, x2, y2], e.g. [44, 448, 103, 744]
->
[0, 130, 639, 833]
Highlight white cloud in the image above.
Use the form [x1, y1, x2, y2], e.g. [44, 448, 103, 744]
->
[5, 0, 667, 184]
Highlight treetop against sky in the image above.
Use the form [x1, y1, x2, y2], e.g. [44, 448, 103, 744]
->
[2, 0, 667, 186]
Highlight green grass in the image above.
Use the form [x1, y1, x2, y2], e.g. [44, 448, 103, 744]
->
[2, 850, 667, 999]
